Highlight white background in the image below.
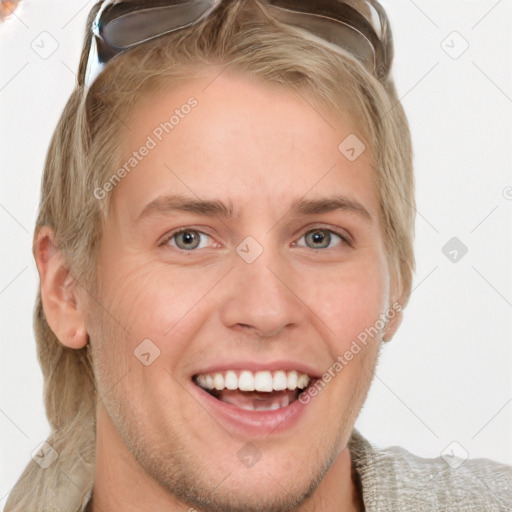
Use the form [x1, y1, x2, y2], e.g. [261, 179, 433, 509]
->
[1, 0, 511, 507]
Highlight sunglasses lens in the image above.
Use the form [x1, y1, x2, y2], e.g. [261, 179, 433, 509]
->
[272, 11, 375, 70]
[267, 0, 379, 72]
[87, 0, 384, 87]
[100, 0, 216, 49]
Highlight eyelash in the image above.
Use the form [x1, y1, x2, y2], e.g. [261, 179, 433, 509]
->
[159, 226, 352, 252]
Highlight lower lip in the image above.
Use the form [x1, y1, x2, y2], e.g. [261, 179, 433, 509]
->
[190, 382, 310, 438]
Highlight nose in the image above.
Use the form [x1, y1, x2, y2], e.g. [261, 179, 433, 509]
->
[219, 249, 304, 339]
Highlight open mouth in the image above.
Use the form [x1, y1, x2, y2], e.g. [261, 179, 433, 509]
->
[193, 370, 314, 411]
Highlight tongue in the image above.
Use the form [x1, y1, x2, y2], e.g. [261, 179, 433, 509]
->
[218, 389, 296, 410]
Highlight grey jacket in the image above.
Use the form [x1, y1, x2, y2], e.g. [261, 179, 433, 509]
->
[8, 428, 512, 511]
[348, 429, 512, 511]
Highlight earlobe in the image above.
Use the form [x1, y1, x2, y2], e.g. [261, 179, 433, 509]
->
[34, 227, 89, 349]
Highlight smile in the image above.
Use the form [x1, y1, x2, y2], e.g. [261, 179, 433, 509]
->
[193, 370, 312, 412]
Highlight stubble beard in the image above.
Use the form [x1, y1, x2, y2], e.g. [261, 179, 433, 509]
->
[88, 300, 378, 512]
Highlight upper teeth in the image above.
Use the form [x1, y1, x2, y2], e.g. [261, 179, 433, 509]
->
[196, 370, 311, 392]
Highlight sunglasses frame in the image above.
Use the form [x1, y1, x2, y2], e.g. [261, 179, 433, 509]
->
[84, 0, 385, 87]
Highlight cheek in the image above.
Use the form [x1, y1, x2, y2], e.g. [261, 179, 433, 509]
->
[94, 229, 390, 364]
[292, 254, 390, 349]
[92, 260, 225, 373]
[97, 254, 208, 333]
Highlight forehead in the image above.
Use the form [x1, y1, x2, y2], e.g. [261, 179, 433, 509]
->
[109, 69, 378, 222]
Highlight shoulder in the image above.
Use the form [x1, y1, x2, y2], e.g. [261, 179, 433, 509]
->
[348, 429, 512, 512]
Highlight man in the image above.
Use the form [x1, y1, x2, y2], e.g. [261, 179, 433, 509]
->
[5, 1, 511, 510]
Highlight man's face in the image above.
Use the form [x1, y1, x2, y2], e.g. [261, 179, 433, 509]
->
[87, 70, 393, 511]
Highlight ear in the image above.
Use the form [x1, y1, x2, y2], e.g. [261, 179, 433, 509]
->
[33, 226, 88, 349]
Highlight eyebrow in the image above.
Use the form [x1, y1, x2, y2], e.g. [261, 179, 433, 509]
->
[136, 193, 372, 223]
[137, 194, 233, 221]
[292, 196, 372, 221]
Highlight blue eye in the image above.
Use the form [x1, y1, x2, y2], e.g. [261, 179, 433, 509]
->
[295, 229, 348, 250]
[163, 229, 212, 251]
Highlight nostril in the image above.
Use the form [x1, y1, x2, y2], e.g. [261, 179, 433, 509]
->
[236, 324, 285, 338]
[263, 326, 285, 337]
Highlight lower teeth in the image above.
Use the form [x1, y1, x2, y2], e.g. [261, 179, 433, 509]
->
[238, 402, 282, 411]
[231, 397, 290, 411]
[204, 388, 295, 411]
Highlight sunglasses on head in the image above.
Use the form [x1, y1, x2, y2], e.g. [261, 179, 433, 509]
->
[84, 0, 388, 87]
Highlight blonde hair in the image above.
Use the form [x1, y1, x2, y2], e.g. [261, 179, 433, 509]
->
[6, 1, 414, 509]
